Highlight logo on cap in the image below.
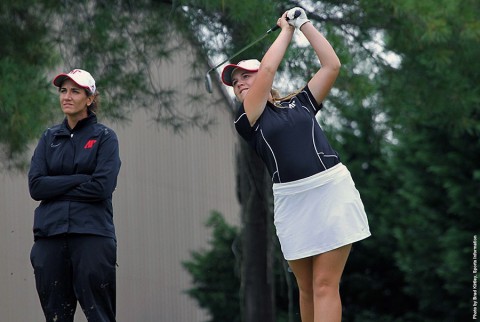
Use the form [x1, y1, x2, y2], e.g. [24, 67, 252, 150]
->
[53, 69, 96, 94]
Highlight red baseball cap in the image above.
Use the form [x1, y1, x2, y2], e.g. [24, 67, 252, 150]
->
[221, 59, 260, 86]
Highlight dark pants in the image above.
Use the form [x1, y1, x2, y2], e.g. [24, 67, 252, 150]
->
[30, 234, 117, 322]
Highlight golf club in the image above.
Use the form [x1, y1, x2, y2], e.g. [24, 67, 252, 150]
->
[205, 10, 301, 93]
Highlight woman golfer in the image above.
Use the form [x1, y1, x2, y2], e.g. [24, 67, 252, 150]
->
[28, 69, 120, 322]
[221, 8, 371, 322]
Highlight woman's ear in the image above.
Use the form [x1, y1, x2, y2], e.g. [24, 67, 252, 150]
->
[87, 95, 94, 107]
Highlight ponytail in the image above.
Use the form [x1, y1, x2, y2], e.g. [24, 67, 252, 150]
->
[87, 91, 100, 114]
[272, 88, 303, 104]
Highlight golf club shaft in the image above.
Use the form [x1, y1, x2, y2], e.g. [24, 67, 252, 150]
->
[206, 25, 278, 75]
[207, 10, 300, 74]
[205, 10, 301, 93]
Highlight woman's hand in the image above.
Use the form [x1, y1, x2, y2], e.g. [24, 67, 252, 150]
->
[287, 7, 310, 30]
[277, 12, 295, 32]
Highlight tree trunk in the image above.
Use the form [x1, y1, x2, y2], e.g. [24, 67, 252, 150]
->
[236, 139, 275, 322]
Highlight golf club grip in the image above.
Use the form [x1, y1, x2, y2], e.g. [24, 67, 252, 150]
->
[269, 9, 301, 33]
[270, 25, 280, 32]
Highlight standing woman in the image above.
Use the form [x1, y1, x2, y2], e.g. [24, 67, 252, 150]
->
[28, 69, 121, 322]
[221, 8, 370, 322]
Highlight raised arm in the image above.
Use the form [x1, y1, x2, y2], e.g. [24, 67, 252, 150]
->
[294, 9, 341, 104]
[243, 12, 294, 126]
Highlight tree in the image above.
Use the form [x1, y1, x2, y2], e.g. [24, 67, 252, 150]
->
[235, 139, 275, 321]
[374, 1, 480, 320]
[184, 211, 301, 322]
[0, 1, 58, 168]
[182, 211, 241, 322]
[0, 0, 216, 168]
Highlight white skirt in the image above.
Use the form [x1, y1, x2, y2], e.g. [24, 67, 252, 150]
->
[273, 163, 371, 261]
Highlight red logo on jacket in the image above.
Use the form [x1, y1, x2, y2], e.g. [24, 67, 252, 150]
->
[84, 139, 97, 149]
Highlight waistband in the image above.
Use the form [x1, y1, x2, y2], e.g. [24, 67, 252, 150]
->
[272, 163, 348, 196]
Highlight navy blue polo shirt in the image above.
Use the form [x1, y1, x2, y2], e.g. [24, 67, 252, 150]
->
[234, 86, 340, 183]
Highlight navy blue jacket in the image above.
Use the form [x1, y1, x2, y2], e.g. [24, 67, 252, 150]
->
[28, 112, 121, 240]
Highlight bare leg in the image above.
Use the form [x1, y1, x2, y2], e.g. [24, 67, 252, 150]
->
[288, 257, 314, 322]
[312, 244, 351, 322]
[288, 244, 352, 322]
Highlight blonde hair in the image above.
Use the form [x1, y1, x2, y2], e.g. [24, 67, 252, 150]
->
[271, 88, 303, 103]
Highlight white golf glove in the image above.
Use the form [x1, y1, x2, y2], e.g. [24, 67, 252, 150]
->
[287, 7, 310, 29]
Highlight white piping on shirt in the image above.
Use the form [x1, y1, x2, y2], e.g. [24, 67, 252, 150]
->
[302, 90, 319, 113]
[311, 118, 327, 170]
[260, 129, 281, 182]
[234, 113, 247, 124]
[311, 118, 339, 167]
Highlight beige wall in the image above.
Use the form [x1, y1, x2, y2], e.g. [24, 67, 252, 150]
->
[0, 32, 240, 321]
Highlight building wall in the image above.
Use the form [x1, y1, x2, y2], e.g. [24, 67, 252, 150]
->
[0, 32, 240, 321]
